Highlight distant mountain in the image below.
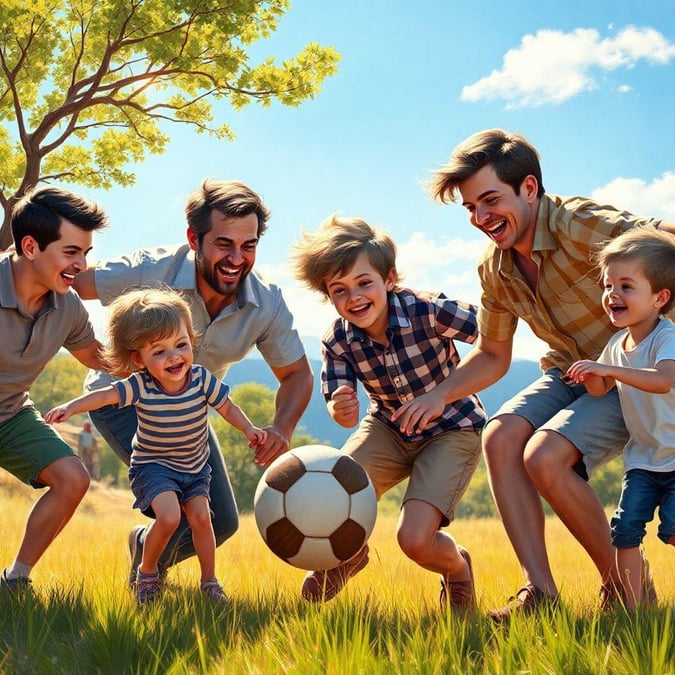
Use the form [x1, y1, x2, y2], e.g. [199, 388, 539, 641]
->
[226, 355, 542, 448]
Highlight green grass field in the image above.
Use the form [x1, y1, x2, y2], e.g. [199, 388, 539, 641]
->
[1, 473, 673, 674]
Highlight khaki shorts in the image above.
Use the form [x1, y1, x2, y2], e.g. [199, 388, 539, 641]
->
[493, 368, 628, 478]
[0, 407, 75, 488]
[342, 415, 481, 525]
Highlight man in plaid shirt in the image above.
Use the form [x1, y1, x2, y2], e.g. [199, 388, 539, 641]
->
[292, 215, 486, 610]
[412, 128, 675, 620]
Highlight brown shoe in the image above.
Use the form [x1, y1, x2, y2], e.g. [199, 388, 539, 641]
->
[440, 546, 476, 611]
[488, 584, 558, 623]
[301, 545, 369, 602]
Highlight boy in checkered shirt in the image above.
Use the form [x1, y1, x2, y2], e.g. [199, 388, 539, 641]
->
[291, 215, 487, 610]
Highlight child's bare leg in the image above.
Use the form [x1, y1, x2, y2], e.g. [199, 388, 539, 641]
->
[397, 499, 468, 579]
[616, 546, 642, 610]
[183, 496, 216, 582]
[139, 492, 181, 575]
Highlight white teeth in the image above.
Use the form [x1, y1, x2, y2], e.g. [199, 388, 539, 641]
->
[487, 219, 506, 233]
[62, 273, 75, 280]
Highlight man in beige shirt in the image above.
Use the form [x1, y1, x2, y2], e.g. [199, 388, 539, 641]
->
[392, 129, 674, 620]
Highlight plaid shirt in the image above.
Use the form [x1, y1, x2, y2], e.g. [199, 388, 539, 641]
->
[478, 194, 662, 372]
[321, 288, 487, 440]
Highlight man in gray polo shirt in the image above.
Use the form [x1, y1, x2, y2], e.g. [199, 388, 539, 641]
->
[73, 179, 313, 586]
[0, 186, 107, 593]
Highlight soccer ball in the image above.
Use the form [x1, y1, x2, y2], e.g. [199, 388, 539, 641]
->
[253, 444, 377, 570]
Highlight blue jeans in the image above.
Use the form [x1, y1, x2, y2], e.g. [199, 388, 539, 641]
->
[89, 404, 239, 568]
[610, 468, 675, 548]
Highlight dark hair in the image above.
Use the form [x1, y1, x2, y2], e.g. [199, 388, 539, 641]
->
[11, 185, 107, 255]
[184, 179, 270, 246]
[428, 129, 545, 203]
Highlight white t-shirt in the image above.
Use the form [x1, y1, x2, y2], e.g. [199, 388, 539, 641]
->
[597, 317, 675, 472]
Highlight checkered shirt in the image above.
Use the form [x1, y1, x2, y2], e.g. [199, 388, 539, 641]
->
[321, 288, 487, 440]
[477, 194, 662, 372]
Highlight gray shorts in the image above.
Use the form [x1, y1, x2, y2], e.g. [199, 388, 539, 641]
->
[493, 368, 628, 478]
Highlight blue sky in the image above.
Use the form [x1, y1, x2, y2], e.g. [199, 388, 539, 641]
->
[80, 1, 675, 361]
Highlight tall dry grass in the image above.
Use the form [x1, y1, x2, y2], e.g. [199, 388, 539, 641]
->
[0, 472, 673, 673]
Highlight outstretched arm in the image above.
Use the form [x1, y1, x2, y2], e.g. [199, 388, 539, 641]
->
[390, 334, 512, 436]
[255, 355, 313, 466]
[45, 386, 120, 424]
[216, 399, 267, 448]
[567, 359, 675, 395]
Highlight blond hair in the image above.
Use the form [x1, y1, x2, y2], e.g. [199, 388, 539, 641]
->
[290, 214, 400, 298]
[103, 287, 197, 376]
[598, 227, 675, 315]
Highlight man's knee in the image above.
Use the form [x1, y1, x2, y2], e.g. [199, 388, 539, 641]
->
[482, 415, 531, 470]
[524, 430, 580, 490]
[40, 456, 90, 502]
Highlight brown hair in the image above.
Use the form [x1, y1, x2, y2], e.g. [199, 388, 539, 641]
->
[291, 214, 400, 298]
[428, 129, 545, 203]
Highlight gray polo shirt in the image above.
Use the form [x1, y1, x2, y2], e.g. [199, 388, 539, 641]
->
[0, 255, 96, 423]
[85, 243, 306, 390]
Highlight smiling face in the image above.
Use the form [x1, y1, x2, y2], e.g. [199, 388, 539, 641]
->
[189, 210, 259, 308]
[458, 165, 539, 255]
[325, 251, 396, 342]
[131, 321, 195, 393]
[24, 219, 93, 295]
[601, 259, 667, 342]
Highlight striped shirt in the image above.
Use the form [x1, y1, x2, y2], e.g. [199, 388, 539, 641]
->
[321, 288, 487, 440]
[477, 194, 662, 371]
[114, 364, 230, 473]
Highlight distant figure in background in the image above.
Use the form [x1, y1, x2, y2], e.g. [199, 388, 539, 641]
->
[77, 421, 100, 480]
[292, 215, 486, 611]
[567, 228, 675, 611]
[46, 288, 267, 605]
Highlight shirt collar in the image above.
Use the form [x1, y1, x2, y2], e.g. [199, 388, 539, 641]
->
[496, 193, 557, 273]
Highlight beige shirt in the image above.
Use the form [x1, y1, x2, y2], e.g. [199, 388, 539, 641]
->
[477, 194, 662, 371]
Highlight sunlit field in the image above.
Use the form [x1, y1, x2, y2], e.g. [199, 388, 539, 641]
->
[1, 473, 673, 674]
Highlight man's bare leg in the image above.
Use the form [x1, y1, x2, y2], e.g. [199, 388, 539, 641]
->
[524, 430, 617, 584]
[482, 415, 558, 596]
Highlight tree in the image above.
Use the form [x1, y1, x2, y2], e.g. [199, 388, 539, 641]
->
[0, 0, 340, 248]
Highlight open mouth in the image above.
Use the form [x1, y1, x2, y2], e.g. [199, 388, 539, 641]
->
[216, 265, 241, 282]
[61, 271, 76, 285]
[486, 219, 508, 239]
[166, 364, 184, 375]
[349, 301, 371, 318]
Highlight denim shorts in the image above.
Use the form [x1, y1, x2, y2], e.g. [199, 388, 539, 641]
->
[611, 468, 675, 547]
[493, 368, 629, 478]
[129, 462, 212, 518]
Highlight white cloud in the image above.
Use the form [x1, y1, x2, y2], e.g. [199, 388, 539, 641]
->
[616, 84, 631, 94]
[590, 172, 675, 220]
[461, 26, 675, 108]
